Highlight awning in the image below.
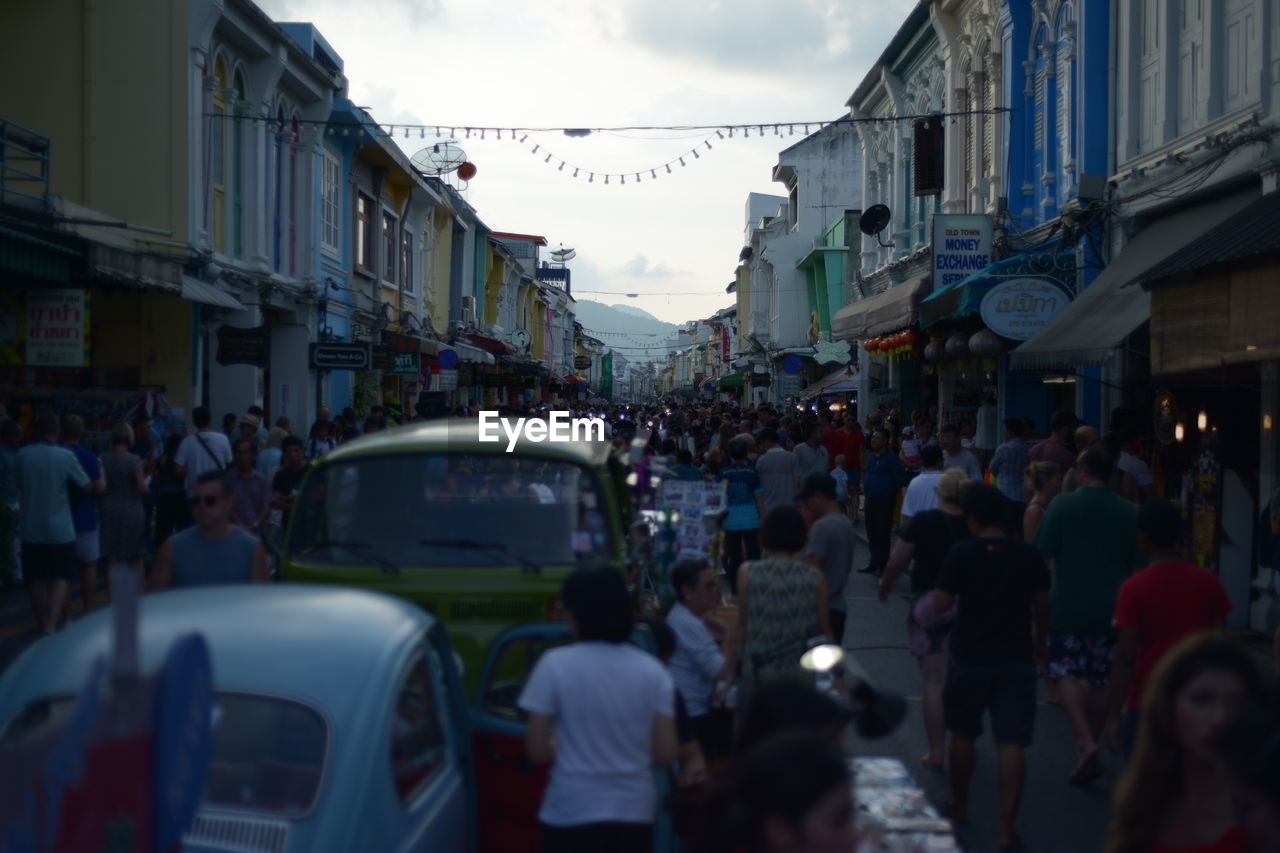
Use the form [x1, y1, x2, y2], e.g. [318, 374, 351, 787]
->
[832, 274, 931, 341]
[0, 223, 81, 283]
[801, 366, 857, 398]
[181, 275, 245, 311]
[1141, 190, 1280, 286]
[717, 372, 744, 388]
[387, 330, 444, 355]
[563, 374, 582, 384]
[451, 341, 495, 365]
[920, 252, 1074, 328]
[467, 333, 515, 355]
[1010, 188, 1261, 371]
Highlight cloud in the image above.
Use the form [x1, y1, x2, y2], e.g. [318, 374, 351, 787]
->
[609, 0, 916, 78]
[618, 254, 677, 278]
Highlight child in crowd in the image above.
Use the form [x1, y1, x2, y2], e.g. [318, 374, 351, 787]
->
[831, 455, 850, 513]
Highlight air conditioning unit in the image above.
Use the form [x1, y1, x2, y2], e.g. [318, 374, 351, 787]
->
[460, 296, 476, 326]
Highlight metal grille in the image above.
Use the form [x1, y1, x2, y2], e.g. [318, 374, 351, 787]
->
[184, 813, 291, 853]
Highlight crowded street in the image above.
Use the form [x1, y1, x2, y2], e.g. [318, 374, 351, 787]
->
[5, 0, 1280, 851]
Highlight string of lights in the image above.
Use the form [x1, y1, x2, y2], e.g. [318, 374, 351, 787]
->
[205, 107, 1010, 186]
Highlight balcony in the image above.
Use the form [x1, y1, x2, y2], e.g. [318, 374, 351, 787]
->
[0, 119, 51, 214]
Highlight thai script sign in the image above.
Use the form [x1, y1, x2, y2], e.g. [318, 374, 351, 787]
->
[980, 278, 1072, 341]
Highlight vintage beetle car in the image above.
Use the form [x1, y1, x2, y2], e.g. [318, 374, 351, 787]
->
[275, 418, 635, 696]
[0, 586, 670, 853]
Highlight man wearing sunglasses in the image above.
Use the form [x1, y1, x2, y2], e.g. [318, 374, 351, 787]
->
[149, 470, 269, 589]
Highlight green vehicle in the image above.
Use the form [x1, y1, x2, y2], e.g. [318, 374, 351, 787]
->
[277, 419, 634, 695]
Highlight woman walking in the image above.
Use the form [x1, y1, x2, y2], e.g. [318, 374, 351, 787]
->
[1107, 633, 1262, 853]
[99, 423, 148, 577]
[878, 468, 972, 770]
[737, 506, 832, 707]
[1022, 461, 1062, 544]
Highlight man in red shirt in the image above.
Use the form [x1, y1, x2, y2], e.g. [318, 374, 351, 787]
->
[840, 412, 865, 524]
[821, 413, 844, 470]
[1104, 498, 1231, 757]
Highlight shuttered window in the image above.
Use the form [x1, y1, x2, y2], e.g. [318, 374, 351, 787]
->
[913, 120, 943, 196]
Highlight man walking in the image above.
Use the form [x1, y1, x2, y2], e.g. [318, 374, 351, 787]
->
[841, 413, 865, 524]
[666, 558, 736, 759]
[900, 445, 944, 525]
[229, 439, 271, 533]
[15, 413, 91, 633]
[930, 483, 1050, 850]
[793, 424, 830, 481]
[62, 414, 106, 613]
[1034, 447, 1145, 784]
[802, 473, 856, 644]
[150, 470, 268, 588]
[989, 417, 1032, 537]
[720, 436, 764, 592]
[1060, 424, 1100, 493]
[1028, 410, 1078, 472]
[940, 423, 983, 482]
[271, 435, 310, 513]
[754, 427, 800, 515]
[1104, 499, 1231, 757]
[859, 427, 903, 577]
[175, 406, 232, 499]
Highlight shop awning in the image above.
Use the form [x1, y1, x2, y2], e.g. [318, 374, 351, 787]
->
[563, 374, 582, 384]
[717, 372, 744, 388]
[0, 223, 81, 284]
[467, 333, 515, 355]
[801, 366, 856, 399]
[450, 341, 495, 365]
[1140, 191, 1280, 286]
[920, 252, 1074, 329]
[387, 330, 444, 355]
[1010, 188, 1261, 371]
[181, 275, 245, 311]
[832, 274, 931, 341]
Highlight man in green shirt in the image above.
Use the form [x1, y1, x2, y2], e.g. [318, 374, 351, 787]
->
[1034, 447, 1145, 785]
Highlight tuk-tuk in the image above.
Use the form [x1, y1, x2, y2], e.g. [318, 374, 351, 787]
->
[277, 418, 634, 695]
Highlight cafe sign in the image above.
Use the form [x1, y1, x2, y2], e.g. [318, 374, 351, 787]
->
[980, 278, 1072, 341]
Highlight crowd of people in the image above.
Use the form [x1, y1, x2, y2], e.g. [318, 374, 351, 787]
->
[0, 401, 401, 634]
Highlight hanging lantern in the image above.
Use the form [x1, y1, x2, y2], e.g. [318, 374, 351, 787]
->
[923, 340, 944, 362]
[862, 339, 876, 353]
[968, 328, 1005, 358]
[903, 330, 919, 349]
[945, 331, 970, 358]
[457, 162, 478, 181]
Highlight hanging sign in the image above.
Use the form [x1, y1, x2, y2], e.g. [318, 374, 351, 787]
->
[216, 324, 268, 367]
[310, 343, 371, 370]
[814, 340, 851, 365]
[573, 355, 592, 370]
[932, 214, 992, 288]
[979, 278, 1072, 341]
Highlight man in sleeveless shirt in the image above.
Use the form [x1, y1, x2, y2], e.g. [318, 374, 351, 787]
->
[149, 470, 269, 589]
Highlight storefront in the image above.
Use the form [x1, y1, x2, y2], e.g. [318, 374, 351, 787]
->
[832, 274, 931, 423]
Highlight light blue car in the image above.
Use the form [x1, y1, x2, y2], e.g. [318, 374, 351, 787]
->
[0, 586, 673, 853]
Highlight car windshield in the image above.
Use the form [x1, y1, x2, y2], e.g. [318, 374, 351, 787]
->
[3, 692, 326, 817]
[287, 453, 615, 568]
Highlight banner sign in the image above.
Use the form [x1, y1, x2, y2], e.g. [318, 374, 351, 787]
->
[932, 214, 992, 289]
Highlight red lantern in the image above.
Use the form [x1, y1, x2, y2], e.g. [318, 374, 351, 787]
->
[457, 161, 478, 181]
[863, 339, 876, 352]
[903, 330, 919, 349]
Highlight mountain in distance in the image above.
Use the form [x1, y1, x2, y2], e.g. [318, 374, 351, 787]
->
[573, 300, 678, 362]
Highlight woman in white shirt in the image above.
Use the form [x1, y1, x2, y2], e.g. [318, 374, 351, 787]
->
[520, 567, 678, 852]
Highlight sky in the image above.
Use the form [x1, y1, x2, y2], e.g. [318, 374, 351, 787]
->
[258, 0, 917, 333]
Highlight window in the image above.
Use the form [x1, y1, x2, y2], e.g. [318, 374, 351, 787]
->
[383, 212, 398, 285]
[289, 115, 300, 276]
[401, 229, 414, 296]
[390, 657, 448, 802]
[322, 150, 341, 255]
[482, 632, 570, 721]
[356, 193, 374, 272]
[273, 106, 284, 272]
[232, 70, 246, 257]
[211, 57, 227, 252]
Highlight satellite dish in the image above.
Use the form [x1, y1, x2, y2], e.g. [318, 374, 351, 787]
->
[410, 141, 467, 176]
[549, 246, 576, 268]
[859, 204, 895, 248]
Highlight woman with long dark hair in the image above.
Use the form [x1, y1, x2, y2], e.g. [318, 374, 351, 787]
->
[1107, 633, 1263, 853]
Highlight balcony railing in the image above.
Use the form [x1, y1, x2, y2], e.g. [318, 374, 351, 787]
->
[0, 119, 51, 212]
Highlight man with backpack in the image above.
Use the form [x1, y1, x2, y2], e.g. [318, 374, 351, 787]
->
[174, 406, 232, 499]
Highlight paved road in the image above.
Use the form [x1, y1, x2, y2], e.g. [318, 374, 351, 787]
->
[837, 534, 1114, 853]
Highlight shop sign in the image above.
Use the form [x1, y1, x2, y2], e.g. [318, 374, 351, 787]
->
[435, 369, 458, 391]
[372, 345, 393, 371]
[979, 278, 1072, 341]
[392, 352, 419, 375]
[573, 355, 592, 370]
[778, 374, 804, 398]
[215, 324, 268, 367]
[310, 342, 371, 370]
[721, 327, 730, 362]
[351, 323, 376, 342]
[932, 214, 992, 288]
[814, 339, 851, 365]
[26, 289, 90, 367]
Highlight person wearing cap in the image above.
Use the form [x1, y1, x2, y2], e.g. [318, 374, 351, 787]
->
[801, 472, 856, 645]
[237, 414, 263, 454]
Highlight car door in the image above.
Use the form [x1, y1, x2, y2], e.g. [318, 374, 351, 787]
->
[470, 621, 570, 853]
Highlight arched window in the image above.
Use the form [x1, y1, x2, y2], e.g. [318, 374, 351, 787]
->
[211, 56, 228, 252]
[1032, 24, 1058, 221]
[1055, 3, 1077, 200]
[232, 69, 246, 257]
[273, 105, 284, 272]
